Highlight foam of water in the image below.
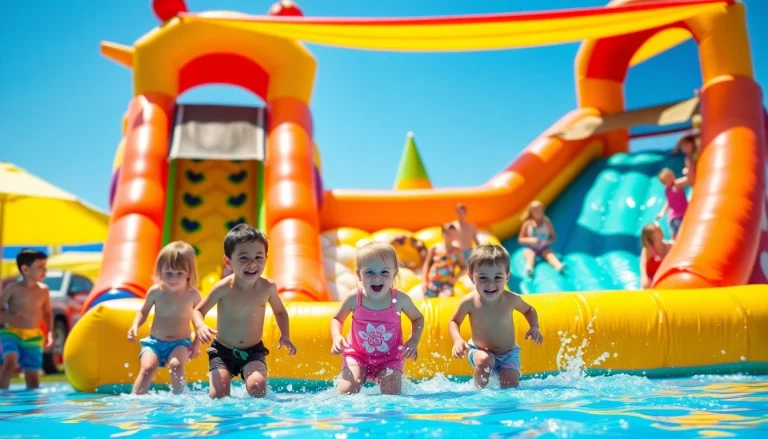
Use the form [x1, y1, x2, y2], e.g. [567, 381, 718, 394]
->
[2, 314, 766, 438]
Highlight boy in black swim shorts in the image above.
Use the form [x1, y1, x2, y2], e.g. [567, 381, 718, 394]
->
[193, 224, 296, 398]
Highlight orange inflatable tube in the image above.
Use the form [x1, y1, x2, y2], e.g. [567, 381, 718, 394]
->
[264, 98, 328, 301]
[654, 76, 766, 289]
[83, 93, 174, 310]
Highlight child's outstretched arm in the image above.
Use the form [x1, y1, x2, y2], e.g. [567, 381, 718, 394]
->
[513, 295, 543, 344]
[41, 286, 54, 349]
[655, 201, 669, 220]
[330, 295, 356, 354]
[676, 175, 691, 188]
[396, 291, 424, 360]
[448, 296, 472, 358]
[267, 283, 297, 355]
[192, 284, 224, 344]
[127, 286, 159, 342]
[189, 289, 203, 359]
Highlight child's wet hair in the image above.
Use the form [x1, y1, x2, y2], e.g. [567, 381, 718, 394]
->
[16, 248, 47, 273]
[154, 241, 198, 288]
[355, 242, 400, 276]
[224, 223, 268, 258]
[641, 223, 662, 247]
[467, 244, 510, 275]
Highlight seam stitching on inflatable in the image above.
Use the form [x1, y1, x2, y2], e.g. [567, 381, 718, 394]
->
[648, 291, 670, 368]
[728, 291, 750, 361]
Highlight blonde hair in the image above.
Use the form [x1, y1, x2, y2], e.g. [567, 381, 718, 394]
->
[154, 241, 198, 288]
[658, 168, 675, 180]
[355, 242, 400, 278]
[641, 223, 662, 248]
[521, 200, 545, 223]
[467, 244, 510, 275]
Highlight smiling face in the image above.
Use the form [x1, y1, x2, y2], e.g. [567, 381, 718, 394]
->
[225, 241, 267, 283]
[356, 256, 396, 300]
[469, 263, 509, 301]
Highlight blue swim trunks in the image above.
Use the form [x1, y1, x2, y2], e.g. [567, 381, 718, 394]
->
[1, 327, 44, 371]
[140, 336, 192, 368]
[467, 339, 521, 374]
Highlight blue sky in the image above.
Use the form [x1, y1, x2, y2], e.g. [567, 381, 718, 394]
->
[1, 0, 766, 215]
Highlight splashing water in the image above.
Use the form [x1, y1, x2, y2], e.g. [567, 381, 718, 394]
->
[1, 324, 766, 438]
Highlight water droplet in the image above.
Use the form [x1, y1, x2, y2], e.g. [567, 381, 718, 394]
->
[740, 356, 746, 361]
[721, 349, 726, 355]
[124, 363, 129, 368]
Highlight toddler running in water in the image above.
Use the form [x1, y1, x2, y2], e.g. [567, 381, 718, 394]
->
[639, 223, 674, 289]
[449, 245, 542, 388]
[331, 243, 424, 395]
[127, 241, 202, 395]
[422, 223, 467, 298]
[518, 201, 564, 276]
[655, 168, 690, 239]
[193, 224, 296, 399]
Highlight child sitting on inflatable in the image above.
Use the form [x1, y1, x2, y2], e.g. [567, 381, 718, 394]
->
[330, 243, 424, 395]
[449, 244, 543, 388]
[639, 223, 674, 289]
[422, 223, 467, 298]
[655, 168, 690, 239]
[127, 241, 202, 395]
[518, 200, 564, 276]
[193, 224, 297, 399]
[0, 249, 54, 390]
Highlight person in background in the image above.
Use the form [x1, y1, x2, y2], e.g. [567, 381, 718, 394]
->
[452, 203, 479, 263]
[655, 168, 690, 239]
[639, 223, 674, 289]
[518, 201, 564, 276]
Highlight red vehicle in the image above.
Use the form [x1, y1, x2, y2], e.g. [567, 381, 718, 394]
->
[1, 270, 92, 373]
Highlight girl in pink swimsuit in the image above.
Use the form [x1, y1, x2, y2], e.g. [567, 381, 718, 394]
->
[655, 168, 691, 239]
[330, 243, 425, 395]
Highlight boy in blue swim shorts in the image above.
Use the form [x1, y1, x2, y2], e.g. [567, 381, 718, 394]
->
[448, 244, 543, 388]
[0, 249, 54, 390]
[127, 242, 203, 394]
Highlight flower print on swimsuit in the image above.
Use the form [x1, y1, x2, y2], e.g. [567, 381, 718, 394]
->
[359, 323, 393, 353]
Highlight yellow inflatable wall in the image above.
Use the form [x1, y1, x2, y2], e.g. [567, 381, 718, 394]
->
[65, 286, 768, 393]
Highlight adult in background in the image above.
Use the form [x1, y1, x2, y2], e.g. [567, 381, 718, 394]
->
[452, 203, 479, 262]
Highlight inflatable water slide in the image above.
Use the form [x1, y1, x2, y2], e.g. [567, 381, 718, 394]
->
[66, 0, 768, 392]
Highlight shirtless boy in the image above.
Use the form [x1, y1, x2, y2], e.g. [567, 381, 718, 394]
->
[448, 244, 543, 388]
[193, 224, 297, 398]
[452, 203, 479, 262]
[0, 249, 54, 389]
